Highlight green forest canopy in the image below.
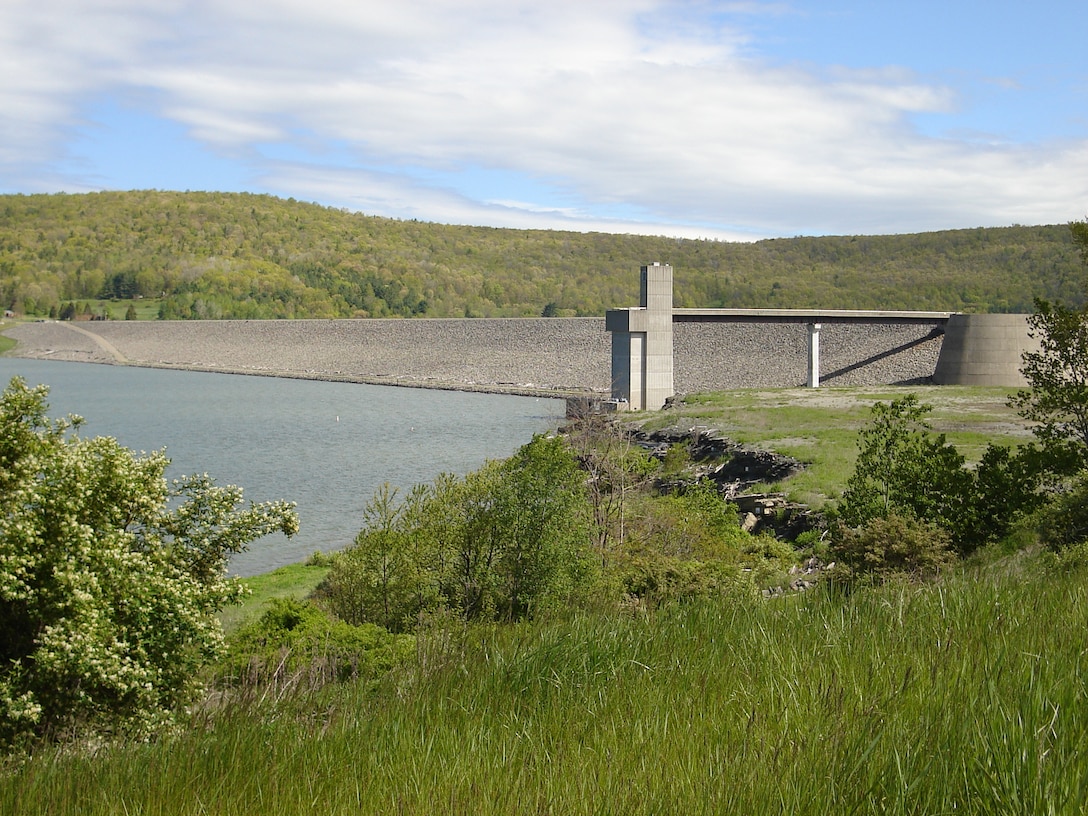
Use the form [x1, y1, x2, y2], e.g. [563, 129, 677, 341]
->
[1, 190, 1084, 320]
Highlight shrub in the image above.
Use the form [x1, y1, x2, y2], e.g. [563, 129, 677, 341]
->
[624, 480, 750, 559]
[612, 552, 752, 609]
[0, 378, 298, 749]
[1037, 472, 1088, 552]
[322, 434, 597, 630]
[828, 513, 956, 587]
[217, 598, 413, 690]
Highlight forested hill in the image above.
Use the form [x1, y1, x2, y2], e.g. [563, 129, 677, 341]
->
[1, 190, 1084, 320]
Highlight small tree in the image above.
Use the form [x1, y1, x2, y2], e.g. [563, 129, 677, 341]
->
[1011, 219, 1088, 473]
[0, 378, 298, 748]
[838, 395, 971, 531]
[491, 434, 593, 620]
[1012, 299, 1088, 474]
[565, 414, 658, 557]
[324, 484, 412, 632]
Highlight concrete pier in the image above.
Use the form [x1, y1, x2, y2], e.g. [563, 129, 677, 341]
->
[807, 323, 822, 388]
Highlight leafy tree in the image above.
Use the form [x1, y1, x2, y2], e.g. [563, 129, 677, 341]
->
[1012, 310, 1088, 473]
[838, 395, 1043, 554]
[838, 396, 971, 531]
[1072, 218, 1088, 268]
[0, 378, 298, 748]
[1009, 220, 1088, 473]
[958, 442, 1049, 546]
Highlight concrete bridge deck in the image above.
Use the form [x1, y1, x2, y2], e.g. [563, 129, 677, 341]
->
[671, 308, 954, 324]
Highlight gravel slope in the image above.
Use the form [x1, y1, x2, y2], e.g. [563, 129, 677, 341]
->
[4, 318, 944, 396]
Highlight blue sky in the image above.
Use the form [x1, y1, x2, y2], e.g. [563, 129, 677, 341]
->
[2, 1, 1085, 240]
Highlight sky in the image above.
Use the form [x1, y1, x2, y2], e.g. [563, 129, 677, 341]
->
[1, 1, 1086, 242]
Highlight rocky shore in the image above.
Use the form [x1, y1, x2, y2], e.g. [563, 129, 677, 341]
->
[3, 317, 944, 397]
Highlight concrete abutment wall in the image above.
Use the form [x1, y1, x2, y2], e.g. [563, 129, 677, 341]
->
[932, 313, 1037, 387]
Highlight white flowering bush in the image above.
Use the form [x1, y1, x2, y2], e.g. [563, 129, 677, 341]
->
[0, 377, 298, 748]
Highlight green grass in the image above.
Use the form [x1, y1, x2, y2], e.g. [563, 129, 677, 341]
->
[219, 561, 332, 633]
[6, 558, 1088, 814]
[640, 386, 1032, 507]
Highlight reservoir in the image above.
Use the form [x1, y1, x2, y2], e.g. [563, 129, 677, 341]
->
[0, 359, 566, 576]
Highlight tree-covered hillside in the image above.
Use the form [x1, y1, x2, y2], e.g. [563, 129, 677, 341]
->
[1, 190, 1083, 319]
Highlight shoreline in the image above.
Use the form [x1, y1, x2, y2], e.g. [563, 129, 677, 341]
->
[36, 356, 592, 400]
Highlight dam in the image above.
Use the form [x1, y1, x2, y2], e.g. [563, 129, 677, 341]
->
[3, 264, 1038, 408]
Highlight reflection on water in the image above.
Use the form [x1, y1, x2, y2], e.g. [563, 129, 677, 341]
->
[0, 359, 565, 575]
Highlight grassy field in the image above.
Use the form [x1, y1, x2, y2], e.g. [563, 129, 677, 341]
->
[0, 321, 16, 353]
[86, 298, 165, 320]
[220, 561, 332, 633]
[4, 558, 1087, 815]
[642, 386, 1032, 507]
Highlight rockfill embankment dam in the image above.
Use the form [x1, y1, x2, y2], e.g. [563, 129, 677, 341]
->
[5, 315, 952, 398]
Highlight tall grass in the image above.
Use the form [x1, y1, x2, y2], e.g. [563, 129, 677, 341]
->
[5, 558, 1088, 814]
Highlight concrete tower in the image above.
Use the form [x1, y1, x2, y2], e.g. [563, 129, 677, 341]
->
[605, 263, 674, 410]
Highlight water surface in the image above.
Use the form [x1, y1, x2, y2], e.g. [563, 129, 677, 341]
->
[0, 359, 565, 575]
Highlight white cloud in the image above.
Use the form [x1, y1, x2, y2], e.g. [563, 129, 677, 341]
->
[1, 0, 1086, 237]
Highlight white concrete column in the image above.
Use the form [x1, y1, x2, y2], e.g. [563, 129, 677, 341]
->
[807, 323, 822, 388]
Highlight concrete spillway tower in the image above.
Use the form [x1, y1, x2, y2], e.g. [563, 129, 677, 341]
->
[605, 263, 674, 410]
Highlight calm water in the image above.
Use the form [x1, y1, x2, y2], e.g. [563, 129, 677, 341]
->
[0, 359, 565, 575]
